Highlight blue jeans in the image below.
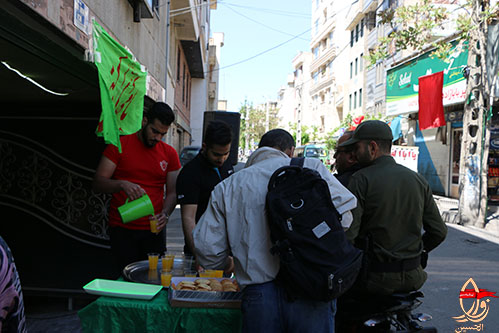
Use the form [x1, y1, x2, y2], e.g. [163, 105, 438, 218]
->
[241, 281, 336, 333]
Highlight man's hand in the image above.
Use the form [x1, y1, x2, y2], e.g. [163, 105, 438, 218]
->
[224, 256, 235, 276]
[154, 211, 169, 232]
[120, 181, 146, 201]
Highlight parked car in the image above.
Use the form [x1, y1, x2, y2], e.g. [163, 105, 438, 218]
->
[294, 144, 330, 166]
[179, 145, 201, 166]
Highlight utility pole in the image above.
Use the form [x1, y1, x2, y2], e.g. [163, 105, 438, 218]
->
[245, 102, 250, 156]
[296, 87, 302, 146]
[457, 0, 492, 227]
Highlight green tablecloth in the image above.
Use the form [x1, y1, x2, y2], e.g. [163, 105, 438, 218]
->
[78, 289, 242, 333]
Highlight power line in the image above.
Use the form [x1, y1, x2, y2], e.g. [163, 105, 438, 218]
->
[221, 3, 309, 41]
[206, 27, 312, 74]
[219, 2, 311, 19]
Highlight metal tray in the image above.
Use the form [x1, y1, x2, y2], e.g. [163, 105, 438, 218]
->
[123, 258, 194, 285]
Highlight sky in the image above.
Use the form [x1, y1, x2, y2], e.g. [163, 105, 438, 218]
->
[210, 1, 312, 112]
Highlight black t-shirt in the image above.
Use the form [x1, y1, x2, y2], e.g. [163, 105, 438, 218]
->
[176, 152, 234, 222]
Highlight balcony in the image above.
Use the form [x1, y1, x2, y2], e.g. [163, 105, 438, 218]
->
[173, 0, 205, 78]
[311, 19, 335, 47]
[310, 74, 335, 95]
[310, 46, 336, 73]
[172, 0, 200, 41]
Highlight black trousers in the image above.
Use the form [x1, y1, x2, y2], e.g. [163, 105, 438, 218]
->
[109, 226, 166, 273]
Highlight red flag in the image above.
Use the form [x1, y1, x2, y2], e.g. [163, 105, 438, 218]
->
[418, 71, 446, 130]
[350, 116, 365, 130]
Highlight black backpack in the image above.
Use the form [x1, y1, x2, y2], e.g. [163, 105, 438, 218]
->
[266, 157, 363, 302]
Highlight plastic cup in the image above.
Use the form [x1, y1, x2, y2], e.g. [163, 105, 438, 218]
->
[210, 270, 223, 278]
[117, 194, 154, 223]
[148, 253, 159, 270]
[204, 269, 223, 278]
[183, 255, 194, 271]
[161, 271, 172, 287]
[162, 254, 175, 272]
[184, 270, 197, 277]
[148, 269, 159, 282]
[150, 218, 159, 234]
[199, 271, 211, 278]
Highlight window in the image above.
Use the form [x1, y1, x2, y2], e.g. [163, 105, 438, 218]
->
[313, 71, 319, 83]
[355, 24, 359, 42]
[313, 46, 319, 58]
[360, 53, 363, 71]
[350, 30, 354, 47]
[349, 94, 352, 110]
[376, 63, 384, 85]
[350, 62, 353, 78]
[329, 32, 334, 47]
[182, 64, 186, 102]
[359, 88, 362, 107]
[176, 48, 181, 81]
[354, 91, 357, 108]
[314, 19, 319, 35]
[355, 58, 358, 76]
[360, 19, 364, 37]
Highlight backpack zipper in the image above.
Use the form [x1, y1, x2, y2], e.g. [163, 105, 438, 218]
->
[286, 218, 293, 231]
[328, 273, 334, 290]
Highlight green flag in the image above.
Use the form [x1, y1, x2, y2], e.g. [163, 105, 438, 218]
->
[93, 20, 147, 152]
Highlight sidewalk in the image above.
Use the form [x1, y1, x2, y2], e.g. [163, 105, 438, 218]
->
[433, 195, 499, 243]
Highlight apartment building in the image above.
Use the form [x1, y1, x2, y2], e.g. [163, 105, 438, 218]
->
[0, 0, 218, 294]
[309, 0, 345, 135]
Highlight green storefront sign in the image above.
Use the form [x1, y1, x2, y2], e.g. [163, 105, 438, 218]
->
[386, 42, 468, 116]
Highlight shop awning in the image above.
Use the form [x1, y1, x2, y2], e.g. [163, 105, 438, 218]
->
[385, 41, 468, 117]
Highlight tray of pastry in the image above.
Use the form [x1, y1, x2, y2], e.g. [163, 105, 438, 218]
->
[123, 258, 193, 285]
[169, 277, 242, 308]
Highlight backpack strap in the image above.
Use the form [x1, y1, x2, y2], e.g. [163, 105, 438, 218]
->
[290, 157, 304, 168]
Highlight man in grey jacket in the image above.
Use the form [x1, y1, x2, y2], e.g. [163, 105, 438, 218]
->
[193, 129, 356, 333]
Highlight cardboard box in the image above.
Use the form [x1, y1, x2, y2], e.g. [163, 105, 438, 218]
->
[168, 277, 242, 309]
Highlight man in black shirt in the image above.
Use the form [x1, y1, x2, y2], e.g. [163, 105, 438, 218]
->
[176, 121, 234, 257]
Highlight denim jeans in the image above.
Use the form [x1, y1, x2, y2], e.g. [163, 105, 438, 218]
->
[241, 280, 336, 333]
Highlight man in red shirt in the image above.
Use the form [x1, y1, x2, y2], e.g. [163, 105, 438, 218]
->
[93, 102, 181, 271]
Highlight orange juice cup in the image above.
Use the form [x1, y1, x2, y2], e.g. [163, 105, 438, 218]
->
[150, 218, 159, 234]
[148, 253, 159, 270]
[161, 271, 172, 287]
[211, 270, 224, 278]
[162, 254, 175, 272]
[205, 269, 223, 278]
[199, 271, 211, 278]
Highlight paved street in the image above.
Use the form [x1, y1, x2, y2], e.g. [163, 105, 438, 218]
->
[419, 224, 499, 332]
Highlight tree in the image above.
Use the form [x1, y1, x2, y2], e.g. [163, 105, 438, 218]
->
[368, 0, 498, 227]
[239, 101, 280, 154]
[288, 123, 310, 145]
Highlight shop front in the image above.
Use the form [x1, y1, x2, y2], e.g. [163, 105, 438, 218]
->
[385, 42, 468, 197]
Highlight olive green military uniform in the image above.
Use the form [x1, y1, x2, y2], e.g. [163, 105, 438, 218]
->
[346, 155, 447, 295]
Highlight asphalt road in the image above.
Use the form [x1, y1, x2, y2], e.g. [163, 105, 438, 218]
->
[419, 225, 499, 332]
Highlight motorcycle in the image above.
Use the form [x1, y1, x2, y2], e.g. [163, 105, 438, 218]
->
[336, 291, 437, 332]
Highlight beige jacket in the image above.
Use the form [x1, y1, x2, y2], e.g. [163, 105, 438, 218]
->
[193, 147, 357, 287]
